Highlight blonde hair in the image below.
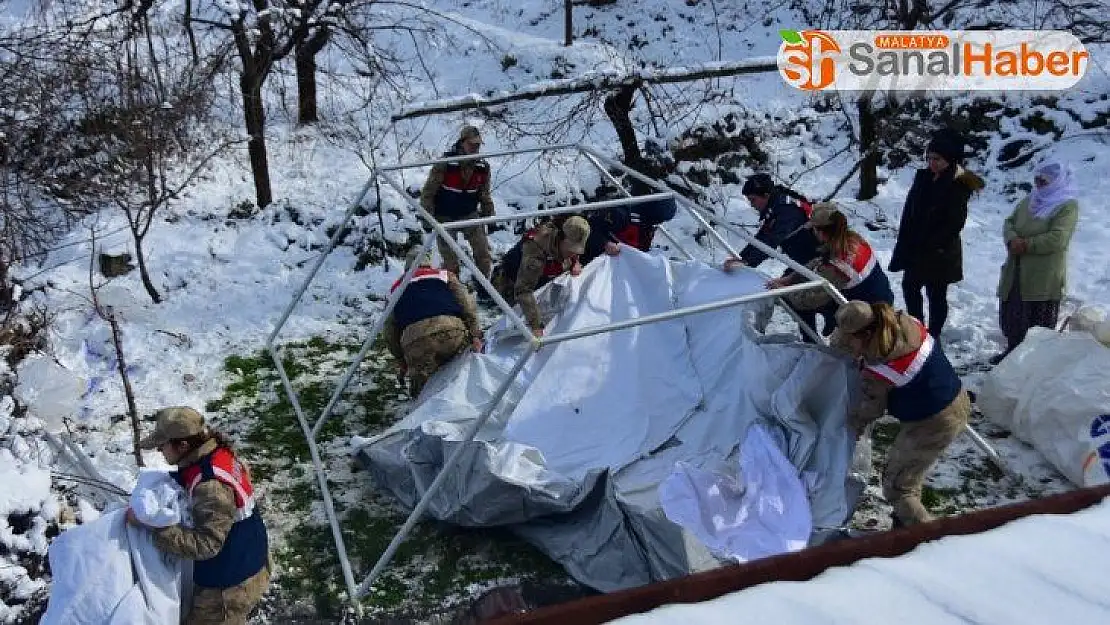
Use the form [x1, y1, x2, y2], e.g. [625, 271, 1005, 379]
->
[857, 302, 902, 360]
[816, 210, 865, 260]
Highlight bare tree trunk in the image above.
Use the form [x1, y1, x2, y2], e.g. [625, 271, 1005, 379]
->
[857, 92, 879, 201]
[564, 0, 573, 47]
[295, 28, 329, 125]
[133, 236, 161, 303]
[183, 0, 199, 64]
[604, 84, 642, 167]
[106, 308, 144, 467]
[241, 73, 273, 208]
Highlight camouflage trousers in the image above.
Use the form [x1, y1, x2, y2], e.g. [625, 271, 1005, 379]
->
[437, 212, 492, 279]
[401, 315, 470, 396]
[185, 566, 270, 625]
[883, 390, 972, 526]
[490, 266, 516, 307]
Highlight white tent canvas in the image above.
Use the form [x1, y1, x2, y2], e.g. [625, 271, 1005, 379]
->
[357, 250, 862, 590]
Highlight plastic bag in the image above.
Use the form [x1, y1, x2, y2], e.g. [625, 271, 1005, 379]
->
[978, 327, 1110, 486]
[15, 355, 84, 433]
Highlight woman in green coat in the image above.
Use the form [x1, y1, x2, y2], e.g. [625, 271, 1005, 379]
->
[992, 162, 1079, 364]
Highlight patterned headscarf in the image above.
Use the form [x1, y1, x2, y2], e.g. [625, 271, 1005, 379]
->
[1029, 162, 1078, 220]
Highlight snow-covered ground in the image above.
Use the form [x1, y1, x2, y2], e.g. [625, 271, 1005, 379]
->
[1, 0, 1108, 621]
[611, 497, 1110, 624]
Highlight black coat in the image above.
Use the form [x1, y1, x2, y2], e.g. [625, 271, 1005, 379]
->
[889, 167, 984, 285]
[738, 194, 821, 268]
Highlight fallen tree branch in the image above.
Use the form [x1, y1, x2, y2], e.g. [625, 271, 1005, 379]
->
[391, 57, 780, 121]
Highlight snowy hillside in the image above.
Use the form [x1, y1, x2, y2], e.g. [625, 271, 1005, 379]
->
[0, 0, 1107, 621]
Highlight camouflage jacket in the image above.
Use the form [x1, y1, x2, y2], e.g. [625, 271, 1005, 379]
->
[152, 439, 237, 561]
[419, 158, 495, 219]
[515, 224, 571, 331]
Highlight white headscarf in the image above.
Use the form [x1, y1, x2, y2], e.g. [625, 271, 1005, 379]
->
[1028, 162, 1078, 220]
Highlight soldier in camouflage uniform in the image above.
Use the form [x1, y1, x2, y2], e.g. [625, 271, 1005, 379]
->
[492, 216, 590, 336]
[128, 407, 270, 625]
[771, 203, 894, 336]
[384, 249, 483, 396]
[420, 125, 495, 278]
[831, 300, 971, 527]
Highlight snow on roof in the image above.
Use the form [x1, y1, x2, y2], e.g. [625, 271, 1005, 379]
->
[610, 498, 1110, 624]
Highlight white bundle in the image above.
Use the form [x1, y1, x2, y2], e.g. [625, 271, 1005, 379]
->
[130, 470, 192, 528]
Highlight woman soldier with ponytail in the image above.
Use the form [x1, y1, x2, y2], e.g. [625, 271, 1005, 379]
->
[769, 202, 895, 336]
[128, 407, 270, 624]
[831, 301, 972, 528]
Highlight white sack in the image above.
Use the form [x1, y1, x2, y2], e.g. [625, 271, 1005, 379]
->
[40, 508, 186, 625]
[130, 470, 191, 528]
[978, 327, 1110, 486]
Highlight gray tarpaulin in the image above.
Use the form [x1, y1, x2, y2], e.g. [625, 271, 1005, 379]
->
[355, 250, 862, 592]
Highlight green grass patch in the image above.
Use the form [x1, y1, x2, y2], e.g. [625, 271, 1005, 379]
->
[206, 336, 576, 621]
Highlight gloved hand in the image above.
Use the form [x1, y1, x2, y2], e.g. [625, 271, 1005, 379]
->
[722, 256, 745, 273]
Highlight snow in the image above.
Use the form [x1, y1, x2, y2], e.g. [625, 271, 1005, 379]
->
[0, 449, 53, 621]
[609, 497, 1110, 624]
[0, 0, 1105, 620]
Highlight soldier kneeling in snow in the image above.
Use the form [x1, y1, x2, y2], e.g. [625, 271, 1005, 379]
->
[128, 407, 270, 625]
[385, 248, 484, 397]
[491, 216, 590, 337]
[831, 301, 972, 528]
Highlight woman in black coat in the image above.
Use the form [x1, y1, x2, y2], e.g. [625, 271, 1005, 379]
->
[888, 130, 984, 339]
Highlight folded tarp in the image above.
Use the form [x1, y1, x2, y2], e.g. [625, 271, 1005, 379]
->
[356, 249, 861, 591]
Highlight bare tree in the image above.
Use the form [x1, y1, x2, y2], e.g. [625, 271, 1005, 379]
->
[0, 9, 102, 295]
[87, 226, 144, 467]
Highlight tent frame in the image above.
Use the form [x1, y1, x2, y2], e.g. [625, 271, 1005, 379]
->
[264, 143, 1005, 614]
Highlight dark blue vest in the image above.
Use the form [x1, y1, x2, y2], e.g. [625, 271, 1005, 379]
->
[882, 345, 962, 422]
[844, 267, 895, 305]
[433, 151, 490, 219]
[393, 274, 465, 334]
[173, 453, 268, 589]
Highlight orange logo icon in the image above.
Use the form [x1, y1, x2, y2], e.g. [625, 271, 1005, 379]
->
[779, 29, 841, 91]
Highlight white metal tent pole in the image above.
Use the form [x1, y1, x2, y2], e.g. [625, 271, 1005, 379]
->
[261, 172, 387, 612]
[578, 149, 694, 260]
[267, 344, 361, 610]
[540, 281, 827, 346]
[267, 176, 379, 348]
[356, 345, 538, 598]
[310, 231, 438, 438]
[438, 193, 676, 231]
[378, 143, 580, 172]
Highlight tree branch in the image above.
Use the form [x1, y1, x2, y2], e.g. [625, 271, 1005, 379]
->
[391, 57, 779, 121]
